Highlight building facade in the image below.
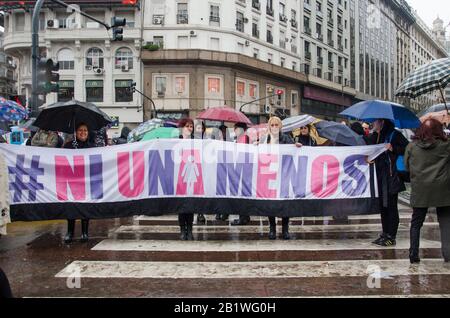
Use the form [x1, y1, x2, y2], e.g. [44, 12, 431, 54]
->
[0, 0, 143, 134]
[0, 25, 17, 99]
[432, 17, 450, 104]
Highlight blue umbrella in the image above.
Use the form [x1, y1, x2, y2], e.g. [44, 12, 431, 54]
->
[339, 100, 420, 129]
[0, 96, 28, 122]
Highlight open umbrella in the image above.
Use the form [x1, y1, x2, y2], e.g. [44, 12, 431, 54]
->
[395, 58, 450, 112]
[197, 106, 252, 125]
[420, 110, 450, 126]
[281, 114, 316, 133]
[0, 96, 28, 122]
[339, 100, 421, 129]
[18, 117, 39, 132]
[417, 103, 448, 118]
[141, 127, 179, 141]
[33, 100, 112, 134]
[128, 118, 165, 142]
[315, 121, 366, 146]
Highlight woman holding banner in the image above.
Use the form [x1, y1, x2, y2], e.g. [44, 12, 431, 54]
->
[63, 123, 96, 244]
[178, 118, 196, 240]
[368, 119, 409, 247]
[260, 117, 301, 240]
[405, 119, 450, 264]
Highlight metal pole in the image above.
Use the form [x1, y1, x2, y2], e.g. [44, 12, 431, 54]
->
[31, 0, 46, 117]
[439, 87, 449, 114]
[239, 93, 278, 113]
[133, 87, 158, 118]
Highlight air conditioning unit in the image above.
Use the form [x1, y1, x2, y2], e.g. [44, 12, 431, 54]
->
[245, 40, 250, 46]
[243, 17, 249, 23]
[47, 19, 58, 28]
[121, 64, 129, 72]
[157, 91, 165, 97]
[153, 15, 164, 25]
[94, 67, 104, 75]
[190, 30, 197, 37]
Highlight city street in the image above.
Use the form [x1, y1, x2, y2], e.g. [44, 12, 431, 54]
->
[1, 203, 449, 298]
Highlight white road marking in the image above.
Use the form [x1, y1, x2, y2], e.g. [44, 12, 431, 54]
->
[55, 259, 450, 279]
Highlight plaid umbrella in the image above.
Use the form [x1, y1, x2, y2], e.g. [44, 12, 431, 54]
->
[395, 58, 450, 110]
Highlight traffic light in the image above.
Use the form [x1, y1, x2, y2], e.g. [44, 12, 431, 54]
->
[276, 89, 284, 105]
[111, 17, 126, 41]
[130, 81, 137, 93]
[36, 58, 59, 94]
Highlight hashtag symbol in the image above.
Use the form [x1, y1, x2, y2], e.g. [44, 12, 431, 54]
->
[8, 155, 44, 203]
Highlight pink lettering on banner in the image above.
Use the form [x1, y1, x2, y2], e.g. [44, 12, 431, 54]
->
[257, 154, 278, 198]
[176, 149, 204, 195]
[117, 152, 145, 198]
[311, 155, 340, 198]
[55, 155, 86, 201]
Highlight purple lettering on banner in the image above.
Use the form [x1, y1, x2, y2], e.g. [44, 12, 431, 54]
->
[8, 155, 44, 203]
[216, 151, 253, 197]
[89, 155, 103, 200]
[149, 150, 174, 195]
[280, 155, 308, 198]
[342, 155, 368, 196]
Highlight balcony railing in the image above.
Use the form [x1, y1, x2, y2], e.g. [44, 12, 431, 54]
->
[177, 13, 189, 24]
[317, 57, 324, 64]
[210, 16, 220, 23]
[304, 26, 312, 35]
[328, 62, 334, 69]
[252, 0, 261, 10]
[305, 51, 312, 60]
[291, 20, 298, 28]
[266, 6, 274, 16]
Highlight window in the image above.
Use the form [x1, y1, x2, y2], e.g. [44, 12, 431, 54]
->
[155, 77, 167, 94]
[57, 48, 75, 70]
[291, 91, 298, 107]
[58, 80, 74, 102]
[115, 47, 133, 69]
[177, 3, 188, 24]
[115, 80, 133, 102]
[237, 81, 245, 96]
[86, 80, 103, 102]
[15, 13, 25, 32]
[236, 12, 245, 32]
[86, 48, 104, 69]
[175, 77, 186, 94]
[249, 83, 258, 98]
[208, 77, 221, 93]
[210, 4, 220, 25]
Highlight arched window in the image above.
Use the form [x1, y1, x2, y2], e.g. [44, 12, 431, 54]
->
[115, 47, 133, 69]
[86, 47, 104, 69]
[57, 48, 74, 70]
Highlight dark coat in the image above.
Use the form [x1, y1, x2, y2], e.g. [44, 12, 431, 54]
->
[367, 124, 409, 206]
[64, 139, 95, 149]
[294, 134, 317, 146]
[261, 132, 294, 145]
[405, 139, 450, 208]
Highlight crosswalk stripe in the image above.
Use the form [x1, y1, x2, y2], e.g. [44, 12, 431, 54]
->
[92, 238, 441, 252]
[55, 259, 450, 279]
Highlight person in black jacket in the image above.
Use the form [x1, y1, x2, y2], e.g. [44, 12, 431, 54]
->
[260, 117, 301, 240]
[367, 119, 409, 247]
[293, 125, 317, 146]
[63, 123, 96, 244]
[178, 118, 196, 240]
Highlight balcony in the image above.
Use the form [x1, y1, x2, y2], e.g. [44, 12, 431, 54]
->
[305, 51, 312, 60]
[210, 16, 220, 24]
[337, 23, 343, 31]
[304, 2, 311, 12]
[338, 65, 344, 73]
[328, 61, 334, 69]
[267, 33, 273, 44]
[316, 33, 324, 41]
[252, 29, 260, 38]
[317, 57, 324, 64]
[338, 44, 344, 51]
[328, 18, 334, 26]
[291, 20, 298, 28]
[266, 6, 274, 16]
[280, 14, 288, 23]
[177, 13, 189, 24]
[236, 20, 245, 32]
[328, 40, 334, 47]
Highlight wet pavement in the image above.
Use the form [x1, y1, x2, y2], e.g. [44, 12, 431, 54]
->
[0, 204, 449, 298]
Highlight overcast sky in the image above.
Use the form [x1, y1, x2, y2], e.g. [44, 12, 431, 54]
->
[407, 0, 450, 29]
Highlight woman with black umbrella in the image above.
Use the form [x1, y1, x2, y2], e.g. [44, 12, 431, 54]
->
[63, 123, 95, 243]
[367, 119, 409, 247]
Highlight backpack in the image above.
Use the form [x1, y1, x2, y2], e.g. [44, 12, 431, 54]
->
[31, 130, 59, 148]
[387, 131, 410, 183]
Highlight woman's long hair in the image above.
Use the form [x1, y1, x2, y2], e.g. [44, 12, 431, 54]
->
[413, 118, 448, 143]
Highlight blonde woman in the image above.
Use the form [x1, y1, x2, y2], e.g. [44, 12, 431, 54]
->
[260, 117, 302, 240]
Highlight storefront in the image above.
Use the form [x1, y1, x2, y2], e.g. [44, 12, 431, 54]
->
[301, 86, 353, 121]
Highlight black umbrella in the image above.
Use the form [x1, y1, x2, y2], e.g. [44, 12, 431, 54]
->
[34, 100, 112, 134]
[316, 121, 366, 146]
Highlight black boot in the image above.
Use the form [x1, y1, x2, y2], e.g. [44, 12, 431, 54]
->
[197, 214, 206, 224]
[268, 217, 277, 240]
[282, 219, 290, 240]
[186, 222, 194, 241]
[80, 219, 89, 242]
[64, 220, 75, 244]
[409, 249, 420, 264]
